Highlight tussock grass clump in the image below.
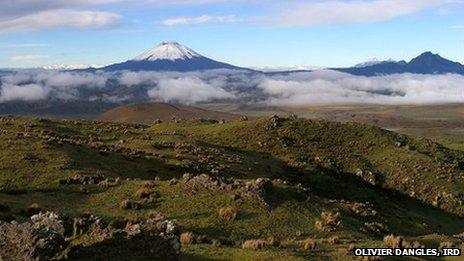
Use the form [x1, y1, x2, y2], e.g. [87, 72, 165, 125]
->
[180, 232, 196, 245]
[211, 239, 221, 247]
[135, 188, 152, 199]
[315, 211, 342, 232]
[383, 234, 408, 248]
[120, 199, 132, 210]
[327, 236, 340, 245]
[26, 203, 41, 216]
[218, 207, 237, 222]
[266, 236, 279, 247]
[169, 178, 178, 186]
[439, 241, 455, 249]
[242, 239, 266, 250]
[147, 211, 164, 219]
[383, 234, 423, 249]
[303, 238, 318, 250]
[240, 237, 279, 250]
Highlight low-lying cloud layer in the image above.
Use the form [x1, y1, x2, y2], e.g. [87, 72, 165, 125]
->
[0, 69, 463, 106]
[148, 76, 235, 104]
[259, 70, 464, 105]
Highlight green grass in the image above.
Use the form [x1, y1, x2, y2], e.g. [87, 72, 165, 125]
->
[0, 116, 463, 259]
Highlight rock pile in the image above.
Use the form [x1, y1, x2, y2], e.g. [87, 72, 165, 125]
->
[0, 212, 67, 260]
[59, 175, 105, 185]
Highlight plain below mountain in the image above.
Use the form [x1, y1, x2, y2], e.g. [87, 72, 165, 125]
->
[99, 102, 243, 124]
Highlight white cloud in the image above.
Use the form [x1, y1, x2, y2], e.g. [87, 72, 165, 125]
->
[0, 10, 120, 34]
[144, 0, 232, 6]
[0, 43, 49, 48]
[271, 0, 453, 27]
[259, 70, 464, 105]
[162, 15, 238, 26]
[2, 69, 463, 106]
[0, 83, 49, 102]
[10, 54, 49, 62]
[0, 0, 121, 19]
[0, 71, 110, 102]
[148, 76, 235, 104]
[36, 71, 108, 88]
[450, 25, 464, 29]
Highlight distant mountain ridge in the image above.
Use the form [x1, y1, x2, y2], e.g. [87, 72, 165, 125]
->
[100, 41, 251, 72]
[74, 42, 464, 76]
[336, 52, 464, 76]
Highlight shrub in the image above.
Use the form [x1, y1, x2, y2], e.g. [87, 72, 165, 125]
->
[180, 232, 196, 245]
[328, 236, 340, 244]
[242, 239, 266, 250]
[315, 211, 342, 232]
[383, 234, 408, 248]
[27, 203, 41, 216]
[120, 199, 132, 210]
[303, 238, 317, 250]
[135, 188, 152, 199]
[218, 207, 237, 222]
[266, 236, 279, 247]
[211, 239, 221, 247]
[439, 241, 454, 249]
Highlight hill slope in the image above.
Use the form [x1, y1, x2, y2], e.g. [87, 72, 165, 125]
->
[0, 116, 463, 259]
[99, 103, 242, 124]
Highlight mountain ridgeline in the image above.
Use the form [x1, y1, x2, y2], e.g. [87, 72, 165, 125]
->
[84, 42, 464, 76]
[335, 52, 464, 76]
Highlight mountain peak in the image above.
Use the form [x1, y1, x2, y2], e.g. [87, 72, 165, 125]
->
[133, 41, 201, 61]
[408, 51, 462, 69]
[102, 41, 246, 72]
[414, 51, 441, 60]
[419, 51, 435, 56]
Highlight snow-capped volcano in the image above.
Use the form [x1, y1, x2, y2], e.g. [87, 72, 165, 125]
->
[133, 42, 201, 61]
[101, 41, 249, 72]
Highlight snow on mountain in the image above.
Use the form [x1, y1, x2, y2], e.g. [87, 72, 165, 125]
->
[43, 64, 103, 70]
[354, 58, 396, 68]
[133, 42, 201, 61]
[337, 52, 464, 76]
[101, 41, 249, 72]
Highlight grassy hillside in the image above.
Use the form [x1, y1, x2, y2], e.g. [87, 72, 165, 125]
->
[0, 115, 463, 259]
[206, 103, 464, 150]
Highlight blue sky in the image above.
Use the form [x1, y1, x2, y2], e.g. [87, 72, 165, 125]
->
[0, 0, 463, 69]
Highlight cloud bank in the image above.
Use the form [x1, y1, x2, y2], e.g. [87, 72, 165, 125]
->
[259, 70, 464, 105]
[148, 76, 235, 104]
[0, 0, 121, 34]
[162, 15, 238, 26]
[0, 69, 463, 106]
[0, 10, 120, 34]
[270, 0, 452, 27]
